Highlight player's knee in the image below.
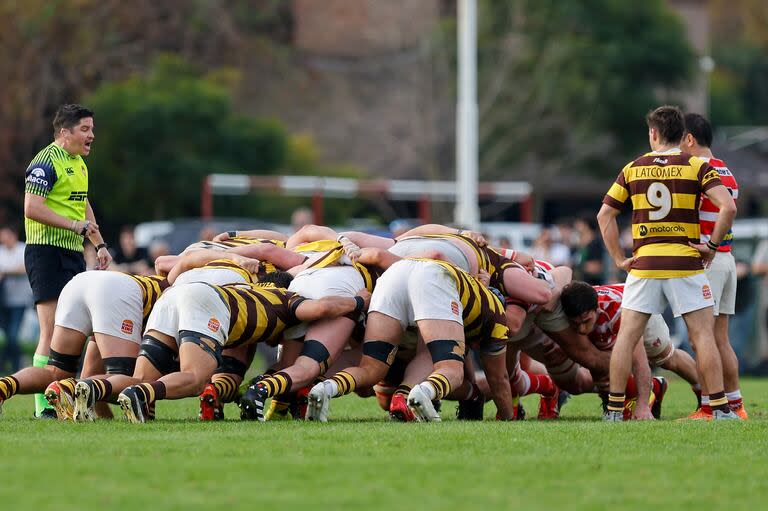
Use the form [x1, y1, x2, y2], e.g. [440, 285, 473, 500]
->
[300, 339, 332, 374]
[103, 357, 137, 376]
[138, 334, 180, 375]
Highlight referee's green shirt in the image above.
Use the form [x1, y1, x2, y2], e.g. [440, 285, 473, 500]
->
[24, 142, 89, 252]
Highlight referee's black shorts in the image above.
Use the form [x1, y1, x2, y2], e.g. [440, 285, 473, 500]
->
[24, 244, 86, 304]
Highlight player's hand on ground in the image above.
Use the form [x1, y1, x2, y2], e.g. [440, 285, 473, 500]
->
[615, 257, 635, 272]
[355, 289, 372, 310]
[460, 230, 487, 246]
[95, 246, 112, 270]
[689, 242, 715, 268]
[631, 404, 655, 421]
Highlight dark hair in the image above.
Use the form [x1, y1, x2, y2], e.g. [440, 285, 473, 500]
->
[645, 105, 684, 145]
[560, 281, 598, 318]
[53, 104, 94, 134]
[259, 270, 294, 289]
[684, 113, 713, 148]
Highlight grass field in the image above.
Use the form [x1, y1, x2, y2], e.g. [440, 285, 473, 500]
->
[1, 376, 766, 511]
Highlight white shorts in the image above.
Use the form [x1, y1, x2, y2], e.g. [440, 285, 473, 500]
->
[284, 266, 365, 339]
[369, 259, 462, 331]
[704, 251, 737, 316]
[623, 273, 714, 317]
[55, 271, 144, 343]
[507, 301, 570, 343]
[144, 283, 230, 346]
[643, 314, 674, 366]
[389, 238, 471, 272]
[174, 267, 249, 287]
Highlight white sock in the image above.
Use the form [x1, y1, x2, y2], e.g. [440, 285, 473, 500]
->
[324, 380, 340, 397]
[701, 395, 710, 405]
[725, 390, 741, 401]
[420, 382, 438, 401]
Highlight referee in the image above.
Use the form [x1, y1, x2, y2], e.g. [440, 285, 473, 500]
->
[23, 104, 112, 418]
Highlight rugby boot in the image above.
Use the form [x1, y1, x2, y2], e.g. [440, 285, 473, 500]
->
[407, 384, 441, 422]
[73, 380, 97, 422]
[44, 380, 76, 421]
[389, 393, 415, 422]
[538, 386, 566, 420]
[731, 404, 748, 420]
[306, 381, 333, 422]
[199, 383, 224, 421]
[712, 408, 741, 421]
[650, 376, 667, 419]
[677, 407, 712, 421]
[117, 386, 150, 424]
[603, 410, 623, 422]
[456, 391, 484, 421]
[239, 381, 268, 422]
[294, 386, 310, 420]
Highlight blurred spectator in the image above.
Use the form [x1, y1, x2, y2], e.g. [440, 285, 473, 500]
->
[199, 225, 216, 241]
[555, 217, 577, 253]
[112, 225, 150, 274]
[291, 207, 313, 233]
[148, 239, 171, 271]
[531, 227, 571, 266]
[0, 226, 34, 372]
[752, 239, 768, 367]
[572, 216, 605, 285]
[729, 259, 757, 365]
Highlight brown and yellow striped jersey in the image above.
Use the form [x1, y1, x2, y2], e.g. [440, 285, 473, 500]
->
[294, 240, 380, 292]
[211, 282, 305, 348]
[126, 274, 170, 328]
[603, 149, 723, 278]
[219, 237, 286, 249]
[200, 259, 257, 283]
[413, 258, 509, 349]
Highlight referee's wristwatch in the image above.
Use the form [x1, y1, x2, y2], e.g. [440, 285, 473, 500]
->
[95, 243, 108, 252]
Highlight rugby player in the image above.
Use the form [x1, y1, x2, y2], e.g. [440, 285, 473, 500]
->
[598, 105, 739, 421]
[0, 271, 166, 419]
[305, 250, 514, 422]
[90, 272, 368, 423]
[681, 113, 747, 419]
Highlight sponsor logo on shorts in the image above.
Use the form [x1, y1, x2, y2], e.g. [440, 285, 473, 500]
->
[702, 284, 712, 300]
[450, 301, 460, 315]
[207, 317, 221, 333]
[121, 320, 134, 334]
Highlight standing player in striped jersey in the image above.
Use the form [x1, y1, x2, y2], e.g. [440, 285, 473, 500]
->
[23, 104, 112, 417]
[597, 105, 739, 421]
[681, 113, 747, 420]
[0, 272, 167, 419]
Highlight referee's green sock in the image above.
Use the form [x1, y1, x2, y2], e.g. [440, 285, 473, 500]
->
[32, 353, 53, 416]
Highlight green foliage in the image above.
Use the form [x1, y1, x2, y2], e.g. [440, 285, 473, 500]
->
[86, 55, 288, 227]
[473, 0, 695, 179]
[711, 43, 768, 126]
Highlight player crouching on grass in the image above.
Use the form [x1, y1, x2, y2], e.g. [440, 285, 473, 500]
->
[0, 271, 167, 419]
[306, 249, 515, 422]
[84, 271, 369, 423]
[561, 281, 703, 418]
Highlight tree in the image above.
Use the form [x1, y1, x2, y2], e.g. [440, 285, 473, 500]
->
[86, 55, 288, 229]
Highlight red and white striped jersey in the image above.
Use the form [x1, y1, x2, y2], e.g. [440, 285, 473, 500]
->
[699, 157, 738, 252]
[504, 259, 555, 314]
[588, 284, 625, 351]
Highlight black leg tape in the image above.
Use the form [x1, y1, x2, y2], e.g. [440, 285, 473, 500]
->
[103, 357, 137, 376]
[48, 348, 80, 373]
[300, 339, 331, 373]
[426, 339, 465, 363]
[362, 340, 398, 366]
[138, 334, 180, 375]
[179, 330, 223, 366]
[216, 355, 248, 378]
